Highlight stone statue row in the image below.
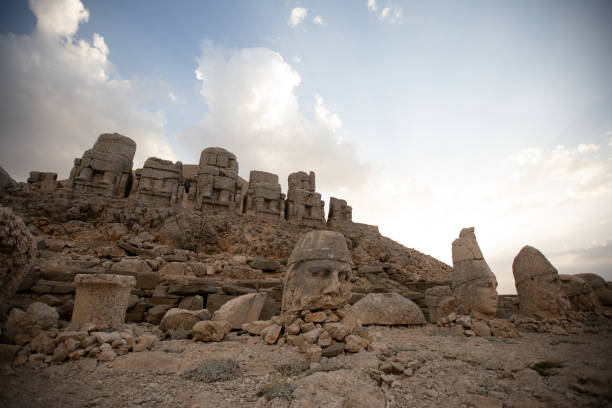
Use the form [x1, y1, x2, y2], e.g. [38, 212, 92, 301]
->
[62, 133, 353, 227]
[428, 227, 612, 323]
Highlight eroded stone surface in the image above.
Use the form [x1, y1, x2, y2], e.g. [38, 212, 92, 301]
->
[451, 227, 498, 320]
[285, 171, 325, 227]
[513, 246, 570, 318]
[352, 292, 426, 325]
[71, 274, 136, 329]
[244, 171, 285, 221]
[67, 133, 136, 197]
[0, 206, 36, 306]
[132, 157, 183, 205]
[281, 230, 352, 321]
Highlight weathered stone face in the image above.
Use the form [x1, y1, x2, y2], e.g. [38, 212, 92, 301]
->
[67, 133, 136, 197]
[195, 147, 241, 213]
[286, 171, 325, 227]
[512, 245, 570, 318]
[244, 170, 285, 220]
[282, 231, 352, 319]
[132, 157, 182, 205]
[327, 197, 352, 227]
[451, 227, 498, 320]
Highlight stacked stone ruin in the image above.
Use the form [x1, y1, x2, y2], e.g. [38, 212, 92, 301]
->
[61, 133, 354, 227]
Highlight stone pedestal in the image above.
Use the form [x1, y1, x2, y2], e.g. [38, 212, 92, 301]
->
[71, 274, 136, 329]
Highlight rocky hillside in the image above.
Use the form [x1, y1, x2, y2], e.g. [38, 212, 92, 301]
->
[0, 185, 450, 323]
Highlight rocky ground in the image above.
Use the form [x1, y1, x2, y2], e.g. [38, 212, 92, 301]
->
[1, 324, 611, 408]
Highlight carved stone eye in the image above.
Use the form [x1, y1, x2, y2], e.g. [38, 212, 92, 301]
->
[307, 267, 330, 278]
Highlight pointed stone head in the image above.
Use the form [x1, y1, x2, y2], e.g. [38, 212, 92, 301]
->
[282, 230, 352, 320]
[451, 227, 498, 320]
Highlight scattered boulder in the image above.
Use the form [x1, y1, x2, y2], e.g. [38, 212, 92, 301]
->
[159, 308, 210, 332]
[212, 292, 267, 329]
[158, 213, 219, 252]
[351, 292, 425, 325]
[192, 320, 231, 342]
[0, 207, 37, 306]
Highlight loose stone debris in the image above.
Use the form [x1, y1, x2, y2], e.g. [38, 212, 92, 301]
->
[0, 135, 611, 407]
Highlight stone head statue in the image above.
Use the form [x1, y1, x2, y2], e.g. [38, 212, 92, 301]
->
[513, 245, 569, 318]
[281, 230, 352, 320]
[452, 227, 498, 320]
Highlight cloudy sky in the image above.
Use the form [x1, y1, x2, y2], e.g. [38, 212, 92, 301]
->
[1, 0, 611, 293]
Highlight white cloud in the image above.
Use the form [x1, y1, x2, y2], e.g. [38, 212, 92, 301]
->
[578, 144, 599, 153]
[605, 129, 612, 136]
[288, 7, 308, 27]
[314, 94, 341, 132]
[29, 0, 89, 37]
[509, 143, 612, 202]
[176, 42, 369, 193]
[313, 16, 325, 26]
[371, 2, 402, 24]
[0, 0, 174, 181]
[293, 56, 301, 64]
[609, 137, 612, 147]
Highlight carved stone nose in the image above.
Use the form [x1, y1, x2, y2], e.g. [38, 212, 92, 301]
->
[322, 271, 341, 295]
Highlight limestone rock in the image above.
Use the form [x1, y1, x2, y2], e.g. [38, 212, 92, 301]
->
[159, 308, 209, 332]
[192, 320, 231, 342]
[71, 274, 136, 329]
[576, 273, 612, 306]
[282, 230, 352, 321]
[0, 207, 37, 306]
[559, 274, 600, 312]
[0, 166, 17, 190]
[178, 295, 204, 311]
[351, 292, 425, 325]
[327, 197, 353, 227]
[131, 157, 183, 206]
[241, 320, 273, 335]
[244, 171, 285, 221]
[212, 292, 267, 330]
[424, 285, 456, 323]
[194, 147, 242, 213]
[261, 323, 282, 344]
[451, 227, 498, 320]
[291, 369, 385, 408]
[471, 319, 492, 337]
[158, 213, 219, 252]
[67, 133, 136, 197]
[322, 322, 351, 341]
[285, 171, 325, 227]
[512, 246, 570, 318]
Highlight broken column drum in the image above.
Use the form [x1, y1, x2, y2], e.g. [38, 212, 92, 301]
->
[67, 133, 136, 197]
[132, 157, 183, 205]
[71, 274, 136, 329]
[244, 170, 285, 221]
[281, 230, 352, 322]
[196, 147, 241, 213]
[286, 171, 325, 227]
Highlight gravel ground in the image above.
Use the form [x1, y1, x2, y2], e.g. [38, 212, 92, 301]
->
[1, 325, 611, 408]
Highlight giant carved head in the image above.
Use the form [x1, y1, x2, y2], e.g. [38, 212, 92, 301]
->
[282, 230, 352, 320]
